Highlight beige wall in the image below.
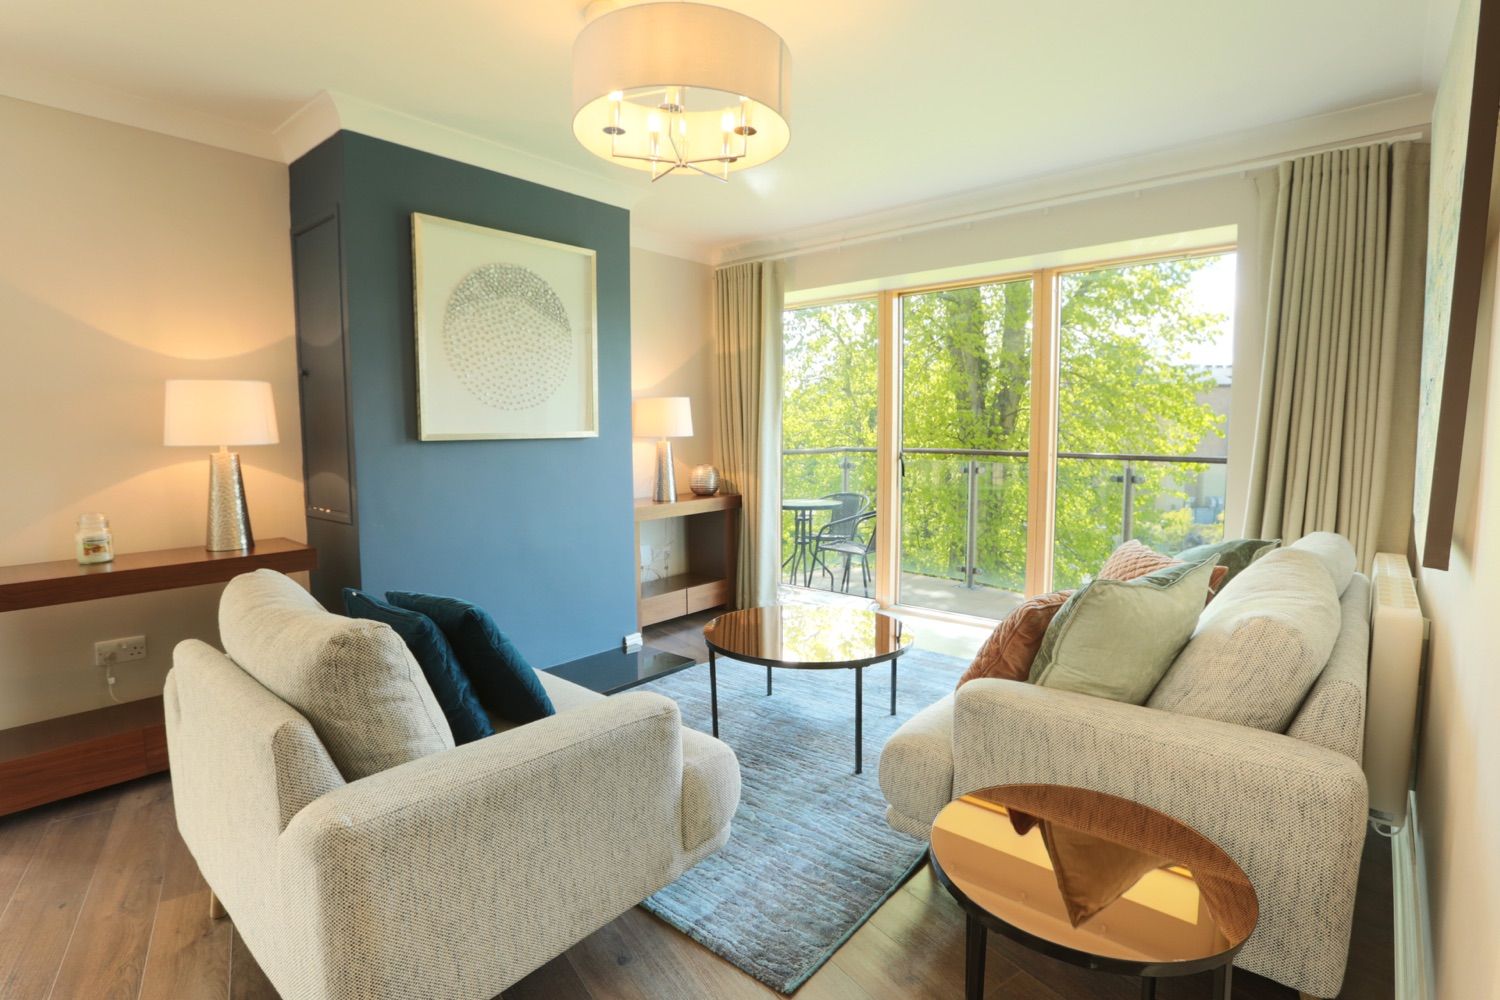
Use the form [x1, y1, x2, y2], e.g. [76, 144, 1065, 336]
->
[1413, 127, 1500, 999]
[781, 172, 1266, 538]
[0, 96, 304, 728]
[629, 247, 716, 498]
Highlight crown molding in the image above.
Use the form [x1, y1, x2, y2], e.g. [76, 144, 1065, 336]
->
[0, 61, 282, 161]
[629, 223, 714, 263]
[272, 91, 647, 210]
[714, 92, 1435, 265]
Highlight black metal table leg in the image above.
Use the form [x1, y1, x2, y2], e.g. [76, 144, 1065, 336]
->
[890, 657, 897, 715]
[964, 913, 986, 1000]
[854, 665, 863, 774]
[1140, 975, 1156, 999]
[709, 650, 719, 739]
[1213, 963, 1232, 999]
[767, 665, 772, 696]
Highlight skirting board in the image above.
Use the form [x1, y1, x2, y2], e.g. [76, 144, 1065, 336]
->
[1392, 790, 1435, 1000]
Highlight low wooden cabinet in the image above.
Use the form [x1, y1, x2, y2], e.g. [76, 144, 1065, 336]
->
[634, 493, 740, 627]
[0, 538, 317, 816]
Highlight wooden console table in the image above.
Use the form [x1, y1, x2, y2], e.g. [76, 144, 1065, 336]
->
[634, 493, 740, 627]
[0, 538, 316, 816]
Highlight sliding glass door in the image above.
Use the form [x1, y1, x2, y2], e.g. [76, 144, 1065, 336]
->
[897, 278, 1033, 618]
[779, 247, 1235, 620]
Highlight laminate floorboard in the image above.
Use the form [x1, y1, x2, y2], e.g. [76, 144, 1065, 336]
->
[0, 629, 1398, 1000]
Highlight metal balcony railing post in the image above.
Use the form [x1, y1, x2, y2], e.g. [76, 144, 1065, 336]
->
[840, 454, 852, 493]
[965, 459, 980, 589]
[1121, 459, 1135, 541]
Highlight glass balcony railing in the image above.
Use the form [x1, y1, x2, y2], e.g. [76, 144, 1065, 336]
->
[780, 446, 1227, 612]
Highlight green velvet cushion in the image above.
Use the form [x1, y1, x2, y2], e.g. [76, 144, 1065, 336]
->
[1028, 558, 1217, 705]
[1175, 537, 1279, 586]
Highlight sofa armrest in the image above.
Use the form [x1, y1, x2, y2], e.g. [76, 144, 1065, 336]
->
[952, 678, 1367, 997]
[276, 692, 691, 999]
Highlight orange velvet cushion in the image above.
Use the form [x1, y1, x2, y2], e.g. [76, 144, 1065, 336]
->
[957, 590, 1072, 688]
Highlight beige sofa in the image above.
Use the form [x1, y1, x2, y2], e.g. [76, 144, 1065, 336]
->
[879, 533, 1372, 999]
[165, 570, 740, 1000]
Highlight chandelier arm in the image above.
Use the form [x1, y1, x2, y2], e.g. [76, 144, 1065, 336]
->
[680, 161, 730, 182]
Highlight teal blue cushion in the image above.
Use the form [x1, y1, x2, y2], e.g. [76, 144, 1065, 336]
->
[386, 592, 556, 725]
[341, 589, 493, 745]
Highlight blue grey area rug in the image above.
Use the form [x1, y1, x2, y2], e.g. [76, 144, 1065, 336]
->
[637, 647, 966, 994]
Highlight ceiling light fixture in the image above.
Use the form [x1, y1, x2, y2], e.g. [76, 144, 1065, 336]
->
[572, 2, 791, 181]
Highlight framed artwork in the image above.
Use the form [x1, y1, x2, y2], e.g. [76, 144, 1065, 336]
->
[1414, 0, 1499, 569]
[412, 213, 598, 440]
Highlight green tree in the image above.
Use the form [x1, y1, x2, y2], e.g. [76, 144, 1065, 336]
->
[781, 254, 1229, 603]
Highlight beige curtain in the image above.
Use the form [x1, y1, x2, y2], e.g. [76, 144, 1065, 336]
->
[714, 260, 785, 608]
[1243, 141, 1429, 569]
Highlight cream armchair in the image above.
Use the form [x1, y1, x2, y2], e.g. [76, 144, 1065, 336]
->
[165, 580, 739, 1000]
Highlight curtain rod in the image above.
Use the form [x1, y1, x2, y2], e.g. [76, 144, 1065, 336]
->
[719, 124, 1429, 267]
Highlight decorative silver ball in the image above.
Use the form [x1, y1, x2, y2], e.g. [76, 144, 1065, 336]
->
[689, 465, 720, 496]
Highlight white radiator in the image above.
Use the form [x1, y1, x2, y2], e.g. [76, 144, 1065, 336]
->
[1364, 552, 1426, 828]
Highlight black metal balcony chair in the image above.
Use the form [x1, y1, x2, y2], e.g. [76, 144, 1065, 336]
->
[803, 493, 867, 586]
[813, 509, 877, 595]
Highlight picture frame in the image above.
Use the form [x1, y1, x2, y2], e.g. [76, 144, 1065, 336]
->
[1414, 0, 1499, 569]
[412, 212, 599, 441]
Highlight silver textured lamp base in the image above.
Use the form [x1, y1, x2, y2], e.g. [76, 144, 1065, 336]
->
[653, 438, 677, 502]
[207, 449, 254, 551]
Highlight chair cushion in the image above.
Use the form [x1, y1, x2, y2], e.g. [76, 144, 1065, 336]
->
[1029, 559, 1217, 705]
[218, 570, 454, 781]
[343, 588, 493, 745]
[957, 591, 1071, 688]
[1287, 532, 1357, 595]
[1147, 548, 1341, 732]
[386, 592, 556, 725]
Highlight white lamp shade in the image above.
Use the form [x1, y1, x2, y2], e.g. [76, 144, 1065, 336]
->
[633, 396, 693, 438]
[164, 380, 279, 447]
[572, 2, 791, 174]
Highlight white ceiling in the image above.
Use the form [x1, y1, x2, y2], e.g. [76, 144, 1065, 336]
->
[0, 1, 1461, 259]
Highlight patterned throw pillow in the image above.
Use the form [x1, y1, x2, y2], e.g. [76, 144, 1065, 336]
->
[957, 591, 1072, 688]
[1097, 540, 1177, 581]
[1175, 537, 1280, 587]
[1099, 540, 1229, 601]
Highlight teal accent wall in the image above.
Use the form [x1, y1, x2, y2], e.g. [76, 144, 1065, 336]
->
[290, 132, 636, 665]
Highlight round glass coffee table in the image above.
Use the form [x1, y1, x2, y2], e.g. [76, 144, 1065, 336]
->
[702, 605, 912, 774]
[929, 784, 1257, 1000]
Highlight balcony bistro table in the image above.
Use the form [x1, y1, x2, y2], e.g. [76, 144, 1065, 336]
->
[702, 605, 912, 774]
[781, 497, 841, 585]
[929, 784, 1258, 1000]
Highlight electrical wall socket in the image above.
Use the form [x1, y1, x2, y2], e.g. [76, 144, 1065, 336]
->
[94, 636, 147, 667]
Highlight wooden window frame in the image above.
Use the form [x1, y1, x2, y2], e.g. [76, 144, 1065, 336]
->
[786, 243, 1236, 621]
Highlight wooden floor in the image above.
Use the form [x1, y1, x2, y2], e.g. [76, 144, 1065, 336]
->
[0, 612, 1396, 1000]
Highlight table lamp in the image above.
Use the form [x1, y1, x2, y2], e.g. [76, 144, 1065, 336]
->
[164, 379, 279, 551]
[633, 396, 692, 502]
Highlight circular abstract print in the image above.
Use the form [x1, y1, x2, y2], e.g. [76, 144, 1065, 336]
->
[443, 263, 573, 410]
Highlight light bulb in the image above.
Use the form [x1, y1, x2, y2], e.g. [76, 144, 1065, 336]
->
[647, 113, 662, 134]
[721, 111, 735, 134]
